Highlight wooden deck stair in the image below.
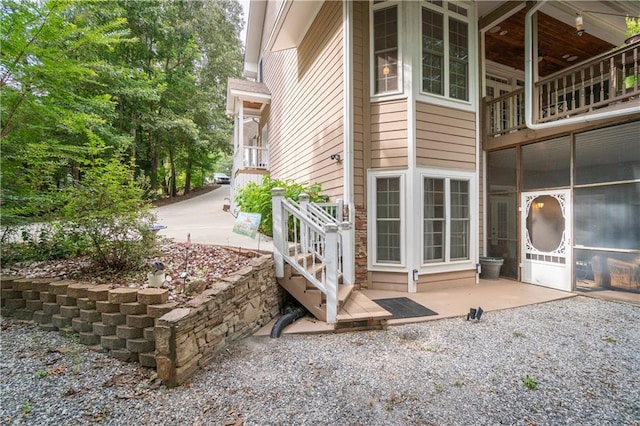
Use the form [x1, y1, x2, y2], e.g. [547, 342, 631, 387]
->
[278, 263, 392, 330]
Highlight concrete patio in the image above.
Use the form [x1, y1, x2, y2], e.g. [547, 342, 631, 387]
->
[255, 278, 580, 335]
[154, 186, 639, 336]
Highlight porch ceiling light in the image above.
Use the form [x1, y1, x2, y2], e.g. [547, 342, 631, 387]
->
[574, 10, 640, 37]
[575, 13, 584, 36]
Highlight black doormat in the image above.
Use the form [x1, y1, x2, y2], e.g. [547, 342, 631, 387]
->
[373, 297, 438, 319]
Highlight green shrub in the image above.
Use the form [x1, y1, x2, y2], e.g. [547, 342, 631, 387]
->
[62, 155, 156, 270]
[0, 223, 92, 265]
[234, 175, 327, 237]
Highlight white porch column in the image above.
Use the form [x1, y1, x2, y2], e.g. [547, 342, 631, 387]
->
[238, 101, 244, 168]
[298, 193, 309, 254]
[324, 223, 339, 324]
[339, 221, 354, 285]
[271, 188, 286, 278]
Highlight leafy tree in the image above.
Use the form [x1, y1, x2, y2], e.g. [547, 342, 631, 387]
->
[116, 0, 243, 197]
[0, 0, 244, 267]
[1, 0, 130, 226]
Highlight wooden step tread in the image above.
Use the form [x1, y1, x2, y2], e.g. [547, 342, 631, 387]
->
[336, 291, 392, 322]
[338, 284, 354, 303]
[305, 283, 352, 305]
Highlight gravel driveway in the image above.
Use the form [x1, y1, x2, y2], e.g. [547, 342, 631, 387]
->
[1, 296, 639, 425]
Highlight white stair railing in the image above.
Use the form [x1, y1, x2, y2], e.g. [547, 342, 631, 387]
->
[271, 188, 353, 323]
[298, 196, 353, 286]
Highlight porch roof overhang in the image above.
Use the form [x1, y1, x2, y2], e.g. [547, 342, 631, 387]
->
[480, 0, 640, 77]
[244, 0, 324, 78]
[225, 78, 271, 116]
[266, 1, 324, 52]
[243, 0, 266, 79]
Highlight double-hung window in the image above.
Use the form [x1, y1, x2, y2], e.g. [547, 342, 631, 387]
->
[423, 171, 473, 265]
[372, 2, 400, 95]
[370, 173, 404, 266]
[421, 1, 470, 101]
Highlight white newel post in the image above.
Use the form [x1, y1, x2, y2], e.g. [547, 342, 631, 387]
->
[299, 193, 309, 253]
[324, 223, 339, 323]
[339, 221, 354, 285]
[271, 188, 286, 278]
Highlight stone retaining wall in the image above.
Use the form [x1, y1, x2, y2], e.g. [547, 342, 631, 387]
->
[0, 254, 283, 387]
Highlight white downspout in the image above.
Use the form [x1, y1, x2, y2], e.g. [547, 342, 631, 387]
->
[343, 0, 354, 220]
[525, 1, 639, 130]
[405, 3, 417, 293]
[342, 0, 355, 285]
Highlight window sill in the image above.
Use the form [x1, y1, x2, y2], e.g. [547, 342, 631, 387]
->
[371, 92, 407, 103]
[367, 263, 407, 273]
[420, 260, 476, 275]
[416, 92, 475, 112]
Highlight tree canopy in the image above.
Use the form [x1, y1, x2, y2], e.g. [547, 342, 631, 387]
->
[1, 0, 244, 229]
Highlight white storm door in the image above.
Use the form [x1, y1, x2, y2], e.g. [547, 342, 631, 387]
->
[521, 190, 572, 291]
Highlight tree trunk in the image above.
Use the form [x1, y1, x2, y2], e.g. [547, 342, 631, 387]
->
[149, 132, 159, 192]
[162, 175, 169, 196]
[168, 147, 177, 197]
[184, 157, 192, 194]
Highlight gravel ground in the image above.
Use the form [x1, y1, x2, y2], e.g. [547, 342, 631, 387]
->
[1, 296, 639, 425]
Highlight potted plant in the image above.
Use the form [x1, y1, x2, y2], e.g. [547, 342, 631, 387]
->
[479, 256, 504, 280]
[624, 16, 640, 45]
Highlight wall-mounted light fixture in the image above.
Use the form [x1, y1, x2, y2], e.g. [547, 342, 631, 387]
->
[330, 153, 341, 162]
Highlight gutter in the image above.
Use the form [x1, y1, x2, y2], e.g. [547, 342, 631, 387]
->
[524, 1, 639, 130]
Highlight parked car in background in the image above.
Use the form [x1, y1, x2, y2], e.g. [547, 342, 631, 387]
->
[213, 173, 230, 184]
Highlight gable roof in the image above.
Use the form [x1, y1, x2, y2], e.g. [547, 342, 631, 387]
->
[226, 78, 271, 115]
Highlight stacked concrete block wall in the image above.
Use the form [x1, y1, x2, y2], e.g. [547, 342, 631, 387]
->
[0, 254, 282, 387]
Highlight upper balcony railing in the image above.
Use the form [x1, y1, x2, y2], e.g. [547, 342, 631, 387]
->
[485, 41, 639, 139]
[233, 145, 269, 171]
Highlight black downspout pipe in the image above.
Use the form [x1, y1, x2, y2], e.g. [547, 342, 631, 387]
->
[270, 304, 307, 338]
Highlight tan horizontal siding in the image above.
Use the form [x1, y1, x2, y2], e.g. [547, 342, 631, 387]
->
[264, 1, 344, 197]
[370, 271, 407, 291]
[416, 102, 477, 170]
[353, 0, 369, 208]
[416, 270, 476, 292]
[370, 99, 408, 169]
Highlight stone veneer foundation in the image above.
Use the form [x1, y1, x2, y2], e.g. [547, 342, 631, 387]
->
[1, 254, 284, 387]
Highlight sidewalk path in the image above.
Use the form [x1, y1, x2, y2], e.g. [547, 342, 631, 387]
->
[153, 186, 273, 252]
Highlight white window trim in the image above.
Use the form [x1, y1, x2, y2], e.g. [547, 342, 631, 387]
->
[367, 169, 407, 270]
[370, 1, 404, 98]
[418, 167, 477, 274]
[416, 0, 477, 112]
